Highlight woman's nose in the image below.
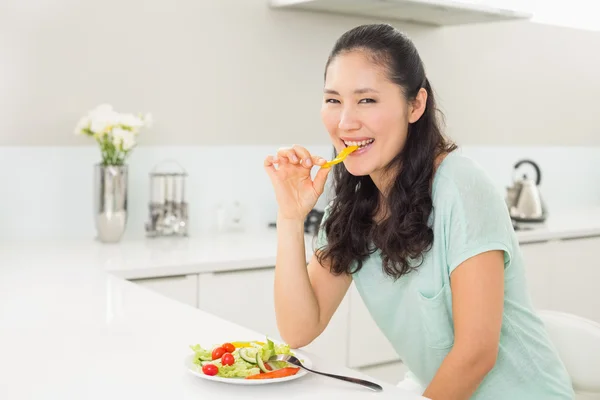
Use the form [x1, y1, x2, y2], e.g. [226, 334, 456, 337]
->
[338, 108, 361, 131]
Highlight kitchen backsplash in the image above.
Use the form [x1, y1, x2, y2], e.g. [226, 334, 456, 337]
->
[1, 145, 599, 241]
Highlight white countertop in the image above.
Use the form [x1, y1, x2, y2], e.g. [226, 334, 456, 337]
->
[514, 207, 600, 243]
[2, 208, 599, 281]
[1, 208, 598, 399]
[0, 247, 425, 400]
[0, 229, 315, 280]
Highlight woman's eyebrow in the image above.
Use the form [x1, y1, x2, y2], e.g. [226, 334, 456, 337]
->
[324, 88, 379, 95]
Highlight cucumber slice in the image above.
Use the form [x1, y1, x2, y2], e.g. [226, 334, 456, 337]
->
[239, 348, 257, 364]
[198, 354, 212, 361]
[256, 352, 270, 373]
[266, 362, 279, 371]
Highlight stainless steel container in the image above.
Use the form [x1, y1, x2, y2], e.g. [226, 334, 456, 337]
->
[94, 164, 128, 243]
[145, 160, 188, 237]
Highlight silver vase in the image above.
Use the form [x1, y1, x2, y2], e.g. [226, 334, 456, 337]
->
[94, 164, 128, 243]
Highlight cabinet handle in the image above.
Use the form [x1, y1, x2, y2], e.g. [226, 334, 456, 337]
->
[130, 274, 189, 282]
[559, 234, 600, 242]
[520, 240, 550, 245]
[213, 265, 275, 275]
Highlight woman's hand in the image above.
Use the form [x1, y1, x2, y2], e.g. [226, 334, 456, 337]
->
[264, 145, 331, 221]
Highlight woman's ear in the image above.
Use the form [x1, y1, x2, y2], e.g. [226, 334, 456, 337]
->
[408, 88, 428, 124]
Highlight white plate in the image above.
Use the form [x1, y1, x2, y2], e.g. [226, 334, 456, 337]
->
[184, 350, 311, 385]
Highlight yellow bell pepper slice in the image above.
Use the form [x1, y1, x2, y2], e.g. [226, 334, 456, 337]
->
[231, 341, 265, 348]
[321, 145, 359, 168]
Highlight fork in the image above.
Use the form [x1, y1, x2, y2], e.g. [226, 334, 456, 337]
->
[268, 354, 383, 392]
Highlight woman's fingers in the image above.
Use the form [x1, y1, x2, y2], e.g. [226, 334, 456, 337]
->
[277, 147, 300, 165]
[291, 145, 314, 169]
[264, 155, 278, 179]
[311, 155, 327, 166]
[267, 146, 327, 172]
[313, 163, 332, 195]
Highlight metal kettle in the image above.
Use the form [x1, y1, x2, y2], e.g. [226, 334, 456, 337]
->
[505, 159, 547, 223]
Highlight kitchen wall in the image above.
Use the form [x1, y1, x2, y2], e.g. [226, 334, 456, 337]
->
[1, 0, 599, 146]
[2, 0, 600, 240]
[1, 145, 599, 241]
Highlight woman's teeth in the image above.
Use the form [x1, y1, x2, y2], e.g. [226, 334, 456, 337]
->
[344, 138, 374, 148]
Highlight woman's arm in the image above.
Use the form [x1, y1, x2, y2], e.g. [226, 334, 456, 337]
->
[422, 250, 504, 400]
[274, 218, 352, 349]
[265, 144, 352, 349]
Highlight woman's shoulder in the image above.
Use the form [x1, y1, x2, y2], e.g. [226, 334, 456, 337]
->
[433, 151, 504, 204]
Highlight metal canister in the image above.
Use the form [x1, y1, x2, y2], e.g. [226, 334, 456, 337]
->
[146, 160, 188, 237]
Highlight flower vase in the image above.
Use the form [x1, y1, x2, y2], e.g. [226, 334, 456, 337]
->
[94, 164, 128, 243]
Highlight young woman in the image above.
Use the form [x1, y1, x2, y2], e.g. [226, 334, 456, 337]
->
[263, 23, 573, 399]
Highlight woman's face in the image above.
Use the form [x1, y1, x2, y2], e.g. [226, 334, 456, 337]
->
[321, 50, 419, 179]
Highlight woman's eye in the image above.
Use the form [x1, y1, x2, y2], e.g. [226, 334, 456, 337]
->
[359, 98, 376, 104]
[325, 98, 340, 104]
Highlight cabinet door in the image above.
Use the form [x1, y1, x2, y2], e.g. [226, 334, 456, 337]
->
[198, 267, 280, 340]
[303, 292, 349, 365]
[552, 236, 600, 323]
[197, 266, 349, 364]
[358, 361, 408, 386]
[347, 282, 399, 368]
[519, 241, 558, 311]
[130, 274, 198, 308]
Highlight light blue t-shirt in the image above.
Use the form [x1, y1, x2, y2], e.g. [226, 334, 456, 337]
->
[317, 151, 573, 399]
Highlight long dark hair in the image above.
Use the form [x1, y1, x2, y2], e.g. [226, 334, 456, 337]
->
[316, 23, 457, 280]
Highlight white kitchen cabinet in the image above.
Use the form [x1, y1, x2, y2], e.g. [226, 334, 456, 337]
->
[123, 232, 600, 380]
[130, 274, 198, 308]
[269, 0, 532, 27]
[304, 291, 349, 365]
[198, 267, 281, 340]
[358, 361, 408, 386]
[520, 235, 600, 324]
[347, 283, 399, 368]
[197, 266, 349, 364]
[520, 241, 558, 311]
[552, 236, 600, 323]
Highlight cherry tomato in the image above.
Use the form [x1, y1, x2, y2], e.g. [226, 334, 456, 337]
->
[212, 347, 226, 360]
[222, 342, 235, 353]
[202, 363, 218, 376]
[221, 352, 235, 366]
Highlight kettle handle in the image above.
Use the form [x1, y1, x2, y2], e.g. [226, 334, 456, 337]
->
[514, 159, 541, 185]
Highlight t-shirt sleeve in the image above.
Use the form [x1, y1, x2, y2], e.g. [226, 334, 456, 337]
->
[443, 166, 514, 275]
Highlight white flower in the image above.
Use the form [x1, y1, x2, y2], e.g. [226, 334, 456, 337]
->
[90, 118, 112, 135]
[74, 116, 91, 135]
[112, 127, 136, 151]
[117, 113, 144, 129]
[88, 104, 120, 134]
[94, 130, 108, 140]
[73, 104, 149, 165]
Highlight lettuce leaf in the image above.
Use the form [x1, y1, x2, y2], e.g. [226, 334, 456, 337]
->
[217, 357, 260, 378]
[189, 344, 211, 365]
[259, 337, 276, 361]
[189, 336, 297, 378]
[274, 343, 293, 356]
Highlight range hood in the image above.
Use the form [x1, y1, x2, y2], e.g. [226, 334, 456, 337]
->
[269, 0, 533, 26]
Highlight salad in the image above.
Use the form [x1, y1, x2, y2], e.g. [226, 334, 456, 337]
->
[190, 337, 300, 380]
